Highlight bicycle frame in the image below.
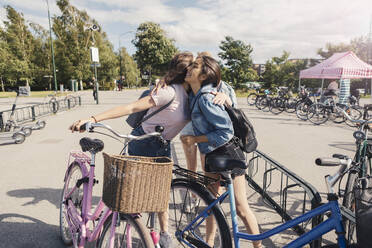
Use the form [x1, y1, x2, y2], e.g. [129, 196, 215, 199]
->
[63, 151, 117, 247]
[177, 178, 347, 248]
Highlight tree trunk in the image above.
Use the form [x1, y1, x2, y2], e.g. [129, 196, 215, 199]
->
[1, 77, 4, 92]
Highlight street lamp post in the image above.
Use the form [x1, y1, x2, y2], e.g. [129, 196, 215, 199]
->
[46, 0, 57, 92]
[118, 31, 134, 80]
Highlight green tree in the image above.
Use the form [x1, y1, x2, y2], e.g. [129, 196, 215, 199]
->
[218, 36, 258, 89]
[262, 51, 306, 90]
[119, 47, 140, 87]
[1, 5, 35, 86]
[53, 0, 117, 88]
[132, 22, 178, 79]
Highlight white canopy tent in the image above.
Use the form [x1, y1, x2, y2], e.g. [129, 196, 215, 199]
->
[299, 51, 372, 99]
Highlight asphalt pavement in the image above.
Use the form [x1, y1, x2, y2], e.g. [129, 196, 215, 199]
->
[0, 90, 370, 247]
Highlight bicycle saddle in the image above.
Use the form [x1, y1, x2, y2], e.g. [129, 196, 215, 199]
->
[79, 137, 104, 153]
[205, 155, 247, 173]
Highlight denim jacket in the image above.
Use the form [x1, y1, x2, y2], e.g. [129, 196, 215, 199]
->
[189, 84, 234, 154]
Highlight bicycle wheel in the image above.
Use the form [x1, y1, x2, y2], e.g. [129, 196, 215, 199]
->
[59, 162, 83, 245]
[65, 95, 76, 108]
[12, 132, 25, 144]
[344, 106, 362, 127]
[269, 98, 284, 115]
[284, 98, 297, 113]
[49, 97, 59, 113]
[307, 104, 329, 125]
[246, 93, 258, 106]
[169, 179, 232, 248]
[330, 108, 345, 124]
[97, 213, 153, 248]
[21, 126, 32, 137]
[342, 170, 358, 245]
[258, 98, 270, 112]
[296, 102, 309, 121]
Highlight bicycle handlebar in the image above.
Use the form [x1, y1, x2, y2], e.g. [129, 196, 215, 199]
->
[79, 122, 164, 143]
[315, 155, 352, 194]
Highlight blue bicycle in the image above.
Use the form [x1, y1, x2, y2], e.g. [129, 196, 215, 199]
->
[169, 154, 354, 247]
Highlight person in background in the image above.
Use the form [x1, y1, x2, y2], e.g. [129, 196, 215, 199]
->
[117, 75, 124, 91]
[324, 80, 338, 96]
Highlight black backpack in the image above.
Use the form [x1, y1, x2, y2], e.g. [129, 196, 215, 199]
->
[192, 92, 258, 153]
[224, 104, 258, 153]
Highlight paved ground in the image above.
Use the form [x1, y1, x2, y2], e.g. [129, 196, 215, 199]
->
[0, 90, 370, 247]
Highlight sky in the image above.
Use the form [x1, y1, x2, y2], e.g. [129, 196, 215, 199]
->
[1, 0, 372, 64]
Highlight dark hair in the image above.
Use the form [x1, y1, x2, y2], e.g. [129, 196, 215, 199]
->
[199, 55, 221, 88]
[164, 52, 193, 85]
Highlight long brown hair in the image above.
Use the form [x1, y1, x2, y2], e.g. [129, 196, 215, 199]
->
[164, 52, 193, 85]
[198, 55, 221, 88]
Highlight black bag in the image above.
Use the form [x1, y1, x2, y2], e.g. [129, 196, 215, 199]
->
[354, 176, 372, 248]
[126, 86, 175, 128]
[224, 105, 258, 153]
[192, 92, 258, 153]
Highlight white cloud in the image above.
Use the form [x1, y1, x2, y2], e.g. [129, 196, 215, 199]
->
[1, 0, 372, 63]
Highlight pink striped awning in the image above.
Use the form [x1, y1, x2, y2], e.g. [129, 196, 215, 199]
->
[299, 51, 372, 79]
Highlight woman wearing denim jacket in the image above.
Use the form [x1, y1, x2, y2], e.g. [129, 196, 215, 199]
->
[181, 55, 261, 248]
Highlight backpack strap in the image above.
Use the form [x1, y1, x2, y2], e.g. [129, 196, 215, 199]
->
[135, 85, 176, 128]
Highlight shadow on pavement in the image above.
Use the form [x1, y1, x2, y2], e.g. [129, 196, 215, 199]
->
[7, 188, 100, 209]
[0, 213, 64, 247]
[328, 142, 355, 152]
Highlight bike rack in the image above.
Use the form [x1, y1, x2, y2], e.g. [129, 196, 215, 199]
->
[246, 150, 323, 248]
[0, 96, 81, 129]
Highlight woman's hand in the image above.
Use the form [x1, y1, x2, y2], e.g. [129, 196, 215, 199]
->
[151, 78, 167, 94]
[180, 135, 196, 146]
[69, 118, 94, 133]
[211, 91, 232, 106]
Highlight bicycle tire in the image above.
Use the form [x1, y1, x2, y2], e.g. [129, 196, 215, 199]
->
[49, 98, 59, 113]
[342, 170, 358, 245]
[307, 104, 329, 125]
[246, 93, 258, 106]
[97, 213, 153, 248]
[169, 179, 232, 248]
[12, 132, 25, 144]
[269, 98, 284, 115]
[296, 101, 310, 121]
[65, 96, 76, 108]
[59, 162, 83, 245]
[21, 126, 32, 137]
[258, 98, 270, 112]
[284, 98, 297, 113]
[344, 107, 362, 127]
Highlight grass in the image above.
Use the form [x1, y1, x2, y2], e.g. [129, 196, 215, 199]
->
[0, 91, 71, 98]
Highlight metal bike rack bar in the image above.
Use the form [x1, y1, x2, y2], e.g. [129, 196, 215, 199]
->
[246, 150, 323, 248]
[0, 96, 81, 127]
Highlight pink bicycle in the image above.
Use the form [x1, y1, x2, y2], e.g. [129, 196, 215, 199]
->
[59, 122, 164, 248]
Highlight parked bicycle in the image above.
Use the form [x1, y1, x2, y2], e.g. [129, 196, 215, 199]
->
[168, 154, 355, 247]
[0, 90, 46, 136]
[334, 105, 372, 244]
[246, 87, 265, 106]
[60, 122, 167, 248]
[306, 98, 362, 126]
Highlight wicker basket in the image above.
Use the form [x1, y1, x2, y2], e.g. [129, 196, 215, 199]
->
[102, 152, 173, 214]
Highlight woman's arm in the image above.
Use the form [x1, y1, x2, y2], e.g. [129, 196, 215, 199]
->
[70, 96, 155, 132]
[180, 135, 208, 146]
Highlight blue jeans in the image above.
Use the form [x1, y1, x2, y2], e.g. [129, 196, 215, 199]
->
[128, 126, 171, 158]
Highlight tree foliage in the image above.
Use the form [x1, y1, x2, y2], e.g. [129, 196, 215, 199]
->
[132, 22, 178, 78]
[262, 51, 306, 90]
[119, 47, 141, 87]
[218, 36, 258, 88]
